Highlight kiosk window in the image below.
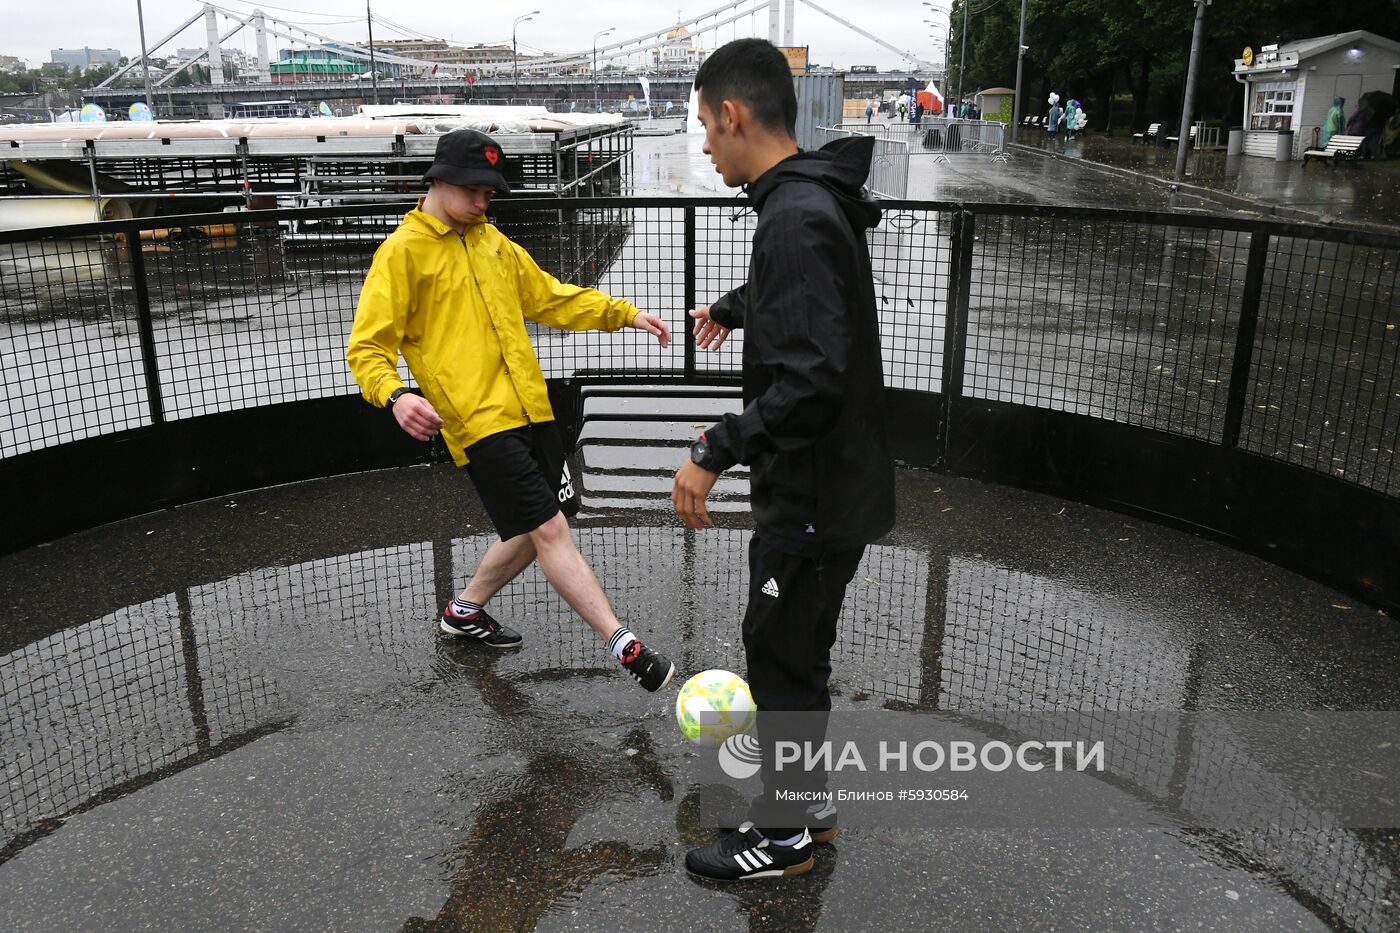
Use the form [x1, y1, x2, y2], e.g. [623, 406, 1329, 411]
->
[1250, 82, 1295, 130]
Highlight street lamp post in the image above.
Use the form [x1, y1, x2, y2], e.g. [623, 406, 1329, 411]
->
[135, 0, 154, 111]
[1174, 0, 1209, 181]
[954, 0, 970, 110]
[513, 10, 539, 103]
[593, 26, 615, 103]
[923, 1, 951, 85]
[924, 21, 949, 82]
[366, 1, 380, 106]
[1011, 0, 1028, 142]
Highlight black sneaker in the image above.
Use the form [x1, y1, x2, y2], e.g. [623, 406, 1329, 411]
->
[439, 608, 523, 648]
[619, 639, 675, 692]
[685, 823, 814, 881]
[807, 800, 839, 844]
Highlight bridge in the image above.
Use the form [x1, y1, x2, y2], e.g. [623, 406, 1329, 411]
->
[68, 0, 941, 117]
[79, 70, 929, 119]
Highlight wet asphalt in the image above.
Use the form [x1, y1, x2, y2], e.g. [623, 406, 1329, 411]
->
[638, 121, 1400, 230]
[2, 459, 1398, 932]
[1018, 133, 1400, 231]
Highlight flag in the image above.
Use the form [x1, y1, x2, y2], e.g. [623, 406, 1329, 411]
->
[638, 73, 652, 114]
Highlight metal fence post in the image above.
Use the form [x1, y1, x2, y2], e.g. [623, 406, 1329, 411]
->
[1222, 230, 1270, 449]
[944, 209, 975, 402]
[125, 224, 166, 425]
[683, 205, 697, 382]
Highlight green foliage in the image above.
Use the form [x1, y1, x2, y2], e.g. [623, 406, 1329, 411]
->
[949, 0, 1400, 130]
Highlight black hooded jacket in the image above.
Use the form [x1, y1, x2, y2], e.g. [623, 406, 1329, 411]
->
[701, 135, 895, 556]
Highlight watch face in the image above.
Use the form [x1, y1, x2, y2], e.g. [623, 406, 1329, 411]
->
[691, 438, 708, 464]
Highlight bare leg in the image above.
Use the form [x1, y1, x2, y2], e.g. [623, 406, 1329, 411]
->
[525, 512, 622, 642]
[460, 535, 537, 605]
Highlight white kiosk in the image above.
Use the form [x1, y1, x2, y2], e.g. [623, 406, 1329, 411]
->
[1233, 30, 1400, 160]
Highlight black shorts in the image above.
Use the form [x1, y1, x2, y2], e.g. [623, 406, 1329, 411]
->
[464, 423, 579, 541]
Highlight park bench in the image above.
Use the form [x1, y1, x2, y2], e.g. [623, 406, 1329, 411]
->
[1165, 125, 1198, 145]
[1302, 134, 1366, 165]
[1134, 123, 1161, 144]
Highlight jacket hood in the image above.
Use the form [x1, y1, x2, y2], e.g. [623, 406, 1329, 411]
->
[748, 135, 882, 230]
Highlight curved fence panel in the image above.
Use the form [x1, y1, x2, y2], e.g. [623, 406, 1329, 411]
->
[1, 198, 1397, 615]
[0, 234, 152, 458]
[965, 211, 1247, 441]
[1241, 234, 1399, 497]
[147, 219, 392, 422]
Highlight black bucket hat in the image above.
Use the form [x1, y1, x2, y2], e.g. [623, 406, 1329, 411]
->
[422, 129, 510, 193]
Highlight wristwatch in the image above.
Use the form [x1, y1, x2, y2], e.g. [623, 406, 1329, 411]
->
[386, 387, 410, 410]
[690, 433, 712, 468]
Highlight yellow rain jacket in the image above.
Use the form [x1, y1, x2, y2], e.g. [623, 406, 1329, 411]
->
[347, 204, 639, 465]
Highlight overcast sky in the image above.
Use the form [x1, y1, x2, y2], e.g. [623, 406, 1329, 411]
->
[10, 0, 952, 72]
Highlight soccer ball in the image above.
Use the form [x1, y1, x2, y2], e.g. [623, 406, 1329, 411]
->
[675, 669, 757, 748]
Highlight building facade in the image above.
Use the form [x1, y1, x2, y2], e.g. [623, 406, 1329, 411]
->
[652, 26, 706, 74]
[269, 56, 364, 84]
[373, 39, 515, 67]
[49, 48, 121, 72]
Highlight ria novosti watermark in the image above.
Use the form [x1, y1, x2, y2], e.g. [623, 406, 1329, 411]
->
[693, 711, 1400, 831]
[769, 737, 1105, 774]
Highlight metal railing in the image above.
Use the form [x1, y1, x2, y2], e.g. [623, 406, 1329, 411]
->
[833, 119, 1008, 162]
[1, 197, 1397, 607]
[507, 96, 689, 116]
[814, 126, 910, 198]
[1195, 121, 1223, 150]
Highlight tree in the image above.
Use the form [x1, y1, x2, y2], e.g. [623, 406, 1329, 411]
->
[75, 64, 117, 90]
[953, 0, 1400, 132]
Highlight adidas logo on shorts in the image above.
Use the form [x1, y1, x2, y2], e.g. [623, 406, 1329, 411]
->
[761, 577, 780, 598]
[558, 462, 575, 503]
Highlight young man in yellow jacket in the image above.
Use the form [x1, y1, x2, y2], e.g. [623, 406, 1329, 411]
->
[347, 129, 676, 692]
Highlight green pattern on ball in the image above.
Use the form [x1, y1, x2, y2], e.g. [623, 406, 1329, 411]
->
[675, 669, 756, 748]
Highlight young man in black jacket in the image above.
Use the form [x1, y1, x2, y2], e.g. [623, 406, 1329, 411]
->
[672, 38, 896, 880]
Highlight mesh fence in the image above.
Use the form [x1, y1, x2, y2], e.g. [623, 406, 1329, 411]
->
[694, 205, 752, 375]
[1241, 234, 1400, 496]
[496, 203, 688, 379]
[1, 199, 1397, 499]
[871, 208, 952, 392]
[965, 212, 1247, 441]
[0, 234, 152, 456]
[148, 221, 382, 420]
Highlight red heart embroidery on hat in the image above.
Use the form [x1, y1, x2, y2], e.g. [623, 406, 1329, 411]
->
[485, 146, 499, 166]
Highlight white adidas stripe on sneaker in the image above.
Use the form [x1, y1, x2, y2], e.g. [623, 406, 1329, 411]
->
[734, 848, 774, 872]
